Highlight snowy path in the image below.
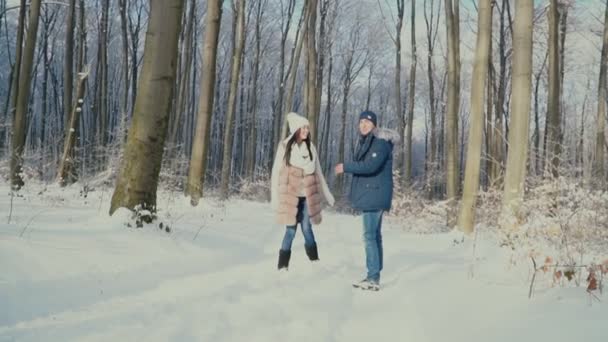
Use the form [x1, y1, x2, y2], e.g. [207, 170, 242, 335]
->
[0, 184, 606, 342]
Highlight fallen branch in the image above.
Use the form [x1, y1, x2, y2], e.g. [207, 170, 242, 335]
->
[529, 256, 538, 299]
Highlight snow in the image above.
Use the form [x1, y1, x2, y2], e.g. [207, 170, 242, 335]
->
[0, 182, 606, 342]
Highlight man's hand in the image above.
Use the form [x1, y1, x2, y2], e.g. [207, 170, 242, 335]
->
[335, 163, 344, 175]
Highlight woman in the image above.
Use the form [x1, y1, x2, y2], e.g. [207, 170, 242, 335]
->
[271, 112, 335, 270]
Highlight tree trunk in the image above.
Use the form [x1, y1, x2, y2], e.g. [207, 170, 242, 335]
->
[186, 0, 223, 205]
[40, 10, 53, 178]
[317, 0, 329, 138]
[128, 4, 144, 115]
[109, 0, 185, 216]
[246, 0, 265, 181]
[10, 0, 42, 190]
[64, 0, 76, 131]
[169, 0, 196, 147]
[57, 0, 87, 185]
[545, 0, 561, 178]
[322, 49, 333, 173]
[306, 0, 319, 142]
[395, 0, 405, 174]
[500, 0, 533, 232]
[490, 0, 508, 186]
[577, 92, 588, 178]
[424, 0, 439, 197]
[219, 0, 246, 200]
[96, 0, 110, 151]
[457, 0, 492, 235]
[365, 63, 374, 111]
[533, 52, 548, 175]
[336, 49, 355, 196]
[271, 0, 296, 170]
[404, 0, 416, 186]
[593, 1, 608, 184]
[282, 8, 308, 140]
[558, 5, 567, 149]
[4, 0, 26, 156]
[485, 52, 493, 188]
[445, 0, 460, 202]
[58, 70, 88, 186]
[119, 0, 130, 134]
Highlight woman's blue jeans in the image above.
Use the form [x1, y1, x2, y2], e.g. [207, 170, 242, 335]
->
[280, 197, 316, 251]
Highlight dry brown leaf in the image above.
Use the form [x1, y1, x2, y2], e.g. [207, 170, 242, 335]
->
[564, 269, 576, 281]
[587, 277, 598, 292]
[587, 270, 598, 291]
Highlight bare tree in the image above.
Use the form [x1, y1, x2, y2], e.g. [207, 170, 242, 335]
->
[186, 0, 223, 205]
[245, 0, 267, 181]
[457, 0, 492, 234]
[118, 0, 130, 124]
[3, 0, 26, 156]
[168, 0, 196, 146]
[336, 18, 368, 195]
[500, 0, 533, 232]
[424, 0, 441, 196]
[39, 6, 59, 178]
[317, 0, 330, 135]
[533, 51, 548, 175]
[544, 0, 561, 178]
[110, 0, 185, 216]
[282, 5, 308, 139]
[444, 0, 460, 203]
[10, 0, 42, 189]
[64, 0, 76, 132]
[219, 0, 246, 200]
[320, 0, 339, 171]
[127, 0, 146, 115]
[58, 70, 88, 186]
[488, 0, 510, 186]
[404, 0, 417, 185]
[94, 0, 110, 155]
[306, 0, 320, 142]
[392, 0, 405, 172]
[576, 81, 589, 178]
[593, 0, 608, 184]
[270, 0, 296, 162]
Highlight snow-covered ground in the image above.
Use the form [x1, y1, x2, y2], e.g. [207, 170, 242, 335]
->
[1, 182, 606, 342]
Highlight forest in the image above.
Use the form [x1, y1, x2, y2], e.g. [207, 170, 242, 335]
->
[2, 1, 608, 340]
[1, 0, 607, 237]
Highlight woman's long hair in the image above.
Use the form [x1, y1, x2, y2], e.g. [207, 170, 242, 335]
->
[284, 129, 314, 166]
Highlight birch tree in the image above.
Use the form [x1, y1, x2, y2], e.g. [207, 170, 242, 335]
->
[186, 0, 223, 205]
[457, 0, 492, 234]
[499, 0, 533, 232]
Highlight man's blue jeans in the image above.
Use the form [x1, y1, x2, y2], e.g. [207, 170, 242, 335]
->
[362, 210, 384, 283]
[281, 197, 316, 251]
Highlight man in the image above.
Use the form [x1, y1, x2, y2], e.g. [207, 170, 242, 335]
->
[335, 110, 398, 291]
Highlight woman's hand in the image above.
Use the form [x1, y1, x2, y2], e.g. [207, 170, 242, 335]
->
[334, 163, 344, 175]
